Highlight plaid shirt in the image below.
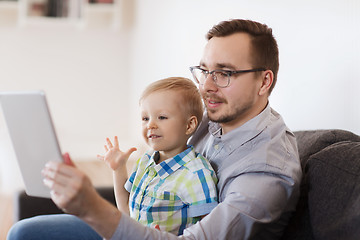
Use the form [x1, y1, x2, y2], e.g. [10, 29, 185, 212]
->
[124, 145, 218, 235]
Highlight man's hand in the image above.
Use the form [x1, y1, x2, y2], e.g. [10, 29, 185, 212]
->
[63, 152, 76, 167]
[42, 153, 122, 239]
[97, 136, 137, 171]
[42, 153, 98, 217]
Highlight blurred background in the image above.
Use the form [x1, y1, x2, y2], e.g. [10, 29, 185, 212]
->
[0, 0, 359, 194]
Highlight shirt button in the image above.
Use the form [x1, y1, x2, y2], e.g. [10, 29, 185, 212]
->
[214, 145, 219, 150]
[149, 170, 155, 177]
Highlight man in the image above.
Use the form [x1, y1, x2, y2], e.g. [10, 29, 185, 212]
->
[8, 19, 302, 240]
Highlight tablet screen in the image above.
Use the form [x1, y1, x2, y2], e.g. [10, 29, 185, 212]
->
[0, 91, 63, 198]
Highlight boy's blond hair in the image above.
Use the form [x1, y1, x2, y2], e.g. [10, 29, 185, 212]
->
[140, 77, 203, 125]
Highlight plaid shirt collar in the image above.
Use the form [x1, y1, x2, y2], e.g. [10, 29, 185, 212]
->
[144, 145, 195, 180]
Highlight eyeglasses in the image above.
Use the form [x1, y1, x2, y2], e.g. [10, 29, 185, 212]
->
[189, 66, 266, 88]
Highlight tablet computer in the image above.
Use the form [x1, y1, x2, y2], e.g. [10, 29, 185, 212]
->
[0, 91, 63, 198]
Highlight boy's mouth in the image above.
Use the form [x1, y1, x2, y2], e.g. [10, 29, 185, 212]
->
[148, 134, 161, 139]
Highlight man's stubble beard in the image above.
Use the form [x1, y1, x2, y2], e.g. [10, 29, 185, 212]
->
[206, 102, 253, 124]
[203, 92, 254, 124]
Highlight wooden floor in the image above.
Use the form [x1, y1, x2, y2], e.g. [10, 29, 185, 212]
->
[0, 161, 115, 240]
[0, 193, 13, 240]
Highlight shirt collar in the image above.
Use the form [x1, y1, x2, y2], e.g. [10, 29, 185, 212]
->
[148, 145, 196, 180]
[208, 103, 271, 148]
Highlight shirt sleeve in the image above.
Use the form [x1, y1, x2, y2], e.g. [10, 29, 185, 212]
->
[110, 171, 298, 240]
[124, 157, 142, 193]
[124, 171, 136, 193]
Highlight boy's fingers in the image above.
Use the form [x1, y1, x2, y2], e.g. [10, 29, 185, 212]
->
[125, 148, 137, 158]
[106, 138, 113, 148]
[114, 136, 119, 146]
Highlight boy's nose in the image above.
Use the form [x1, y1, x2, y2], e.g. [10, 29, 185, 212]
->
[147, 119, 157, 129]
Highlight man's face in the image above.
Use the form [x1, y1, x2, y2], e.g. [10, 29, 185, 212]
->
[199, 33, 265, 133]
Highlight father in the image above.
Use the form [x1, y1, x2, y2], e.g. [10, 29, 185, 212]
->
[8, 19, 302, 240]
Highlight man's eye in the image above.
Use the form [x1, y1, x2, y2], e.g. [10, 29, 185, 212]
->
[219, 71, 230, 77]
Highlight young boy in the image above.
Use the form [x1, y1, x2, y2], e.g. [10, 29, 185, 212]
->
[97, 77, 218, 235]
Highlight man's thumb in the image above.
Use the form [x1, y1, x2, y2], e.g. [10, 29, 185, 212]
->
[63, 152, 76, 167]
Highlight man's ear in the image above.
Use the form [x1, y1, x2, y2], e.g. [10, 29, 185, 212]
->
[259, 70, 274, 96]
[186, 116, 198, 136]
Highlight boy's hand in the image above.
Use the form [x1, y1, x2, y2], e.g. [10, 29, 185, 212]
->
[97, 136, 137, 171]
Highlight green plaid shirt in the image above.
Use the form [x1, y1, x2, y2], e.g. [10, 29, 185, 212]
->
[125, 145, 218, 235]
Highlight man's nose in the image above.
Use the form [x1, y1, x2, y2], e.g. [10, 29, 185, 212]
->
[202, 72, 218, 91]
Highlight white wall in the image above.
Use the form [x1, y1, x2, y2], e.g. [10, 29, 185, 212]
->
[127, 0, 360, 134]
[1, 0, 359, 193]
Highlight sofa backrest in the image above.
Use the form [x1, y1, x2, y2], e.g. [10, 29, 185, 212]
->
[281, 129, 360, 240]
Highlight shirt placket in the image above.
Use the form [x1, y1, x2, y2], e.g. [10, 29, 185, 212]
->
[134, 165, 158, 221]
[205, 137, 224, 173]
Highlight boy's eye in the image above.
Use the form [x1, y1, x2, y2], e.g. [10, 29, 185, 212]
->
[158, 116, 167, 120]
[142, 117, 149, 121]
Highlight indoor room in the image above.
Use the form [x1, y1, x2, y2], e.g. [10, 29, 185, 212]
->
[0, 0, 359, 239]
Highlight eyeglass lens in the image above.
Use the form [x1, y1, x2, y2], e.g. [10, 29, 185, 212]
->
[193, 69, 229, 87]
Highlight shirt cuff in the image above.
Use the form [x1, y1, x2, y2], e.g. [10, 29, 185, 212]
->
[188, 201, 218, 217]
[124, 180, 132, 193]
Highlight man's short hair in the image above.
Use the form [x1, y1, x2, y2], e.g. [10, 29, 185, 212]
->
[206, 19, 279, 94]
[140, 77, 203, 124]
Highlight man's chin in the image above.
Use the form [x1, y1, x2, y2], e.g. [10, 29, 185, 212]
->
[207, 112, 227, 123]
[207, 110, 238, 124]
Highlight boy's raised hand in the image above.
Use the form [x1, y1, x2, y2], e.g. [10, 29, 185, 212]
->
[97, 136, 137, 171]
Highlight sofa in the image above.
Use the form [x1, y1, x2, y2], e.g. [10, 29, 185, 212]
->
[281, 129, 360, 240]
[13, 129, 360, 240]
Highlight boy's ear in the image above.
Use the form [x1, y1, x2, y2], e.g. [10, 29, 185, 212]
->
[186, 116, 198, 136]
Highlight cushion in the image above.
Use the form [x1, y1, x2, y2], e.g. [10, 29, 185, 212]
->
[294, 129, 360, 169]
[306, 141, 360, 240]
[281, 130, 360, 240]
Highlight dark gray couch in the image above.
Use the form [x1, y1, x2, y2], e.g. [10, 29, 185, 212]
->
[281, 129, 360, 240]
[14, 129, 360, 240]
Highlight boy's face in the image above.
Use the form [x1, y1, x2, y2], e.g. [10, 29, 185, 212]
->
[140, 90, 191, 159]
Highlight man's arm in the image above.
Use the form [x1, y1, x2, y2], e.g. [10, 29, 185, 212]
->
[43, 155, 298, 240]
[183, 173, 297, 239]
[110, 172, 298, 240]
[42, 159, 122, 239]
